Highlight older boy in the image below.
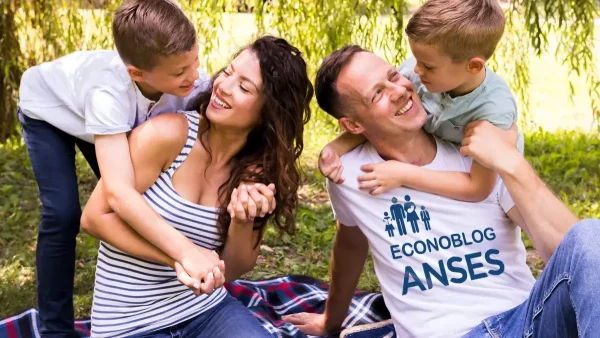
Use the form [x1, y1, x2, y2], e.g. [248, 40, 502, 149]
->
[18, 1, 222, 335]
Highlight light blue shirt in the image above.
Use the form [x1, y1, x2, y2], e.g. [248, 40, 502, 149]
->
[399, 57, 524, 153]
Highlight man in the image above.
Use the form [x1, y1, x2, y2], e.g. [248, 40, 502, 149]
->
[282, 46, 600, 337]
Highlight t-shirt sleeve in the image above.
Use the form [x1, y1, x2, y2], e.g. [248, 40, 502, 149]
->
[473, 78, 518, 130]
[326, 180, 358, 226]
[497, 180, 516, 214]
[84, 87, 132, 135]
[473, 85, 524, 153]
[474, 101, 516, 130]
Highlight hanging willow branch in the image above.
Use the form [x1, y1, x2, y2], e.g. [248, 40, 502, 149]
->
[520, 0, 600, 118]
[0, 0, 598, 142]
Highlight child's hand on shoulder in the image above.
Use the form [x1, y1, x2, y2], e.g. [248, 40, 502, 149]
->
[358, 160, 413, 195]
[319, 146, 345, 184]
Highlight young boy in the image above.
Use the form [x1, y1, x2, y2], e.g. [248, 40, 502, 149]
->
[321, 0, 523, 202]
[18, 0, 221, 335]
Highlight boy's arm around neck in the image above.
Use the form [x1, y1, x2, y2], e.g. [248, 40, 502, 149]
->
[391, 160, 497, 202]
[326, 131, 366, 156]
[404, 90, 518, 201]
[93, 115, 198, 263]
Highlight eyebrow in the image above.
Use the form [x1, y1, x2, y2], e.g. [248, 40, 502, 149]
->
[230, 63, 260, 92]
[172, 56, 199, 74]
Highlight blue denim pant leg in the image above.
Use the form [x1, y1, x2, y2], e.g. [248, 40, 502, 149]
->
[18, 110, 99, 337]
[464, 219, 600, 338]
[133, 328, 173, 338]
[134, 294, 275, 338]
[130, 294, 274, 338]
[179, 294, 274, 338]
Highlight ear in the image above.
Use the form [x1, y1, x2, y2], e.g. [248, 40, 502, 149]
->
[466, 57, 485, 74]
[127, 65, 145, 82]
[339, 117, 365, 135]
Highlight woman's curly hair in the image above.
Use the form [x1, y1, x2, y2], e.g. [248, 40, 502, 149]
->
[190, 36, 313, 249]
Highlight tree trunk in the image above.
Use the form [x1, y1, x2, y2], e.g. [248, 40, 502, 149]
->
[0, 2, 22, 141]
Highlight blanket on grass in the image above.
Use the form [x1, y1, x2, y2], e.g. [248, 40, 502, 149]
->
[0, 275, 391, 338]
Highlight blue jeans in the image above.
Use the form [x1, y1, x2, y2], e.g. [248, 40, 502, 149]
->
[463, 218, 600, 338]
[346, 219, 600, 338]
[18, 110, 100, 338]
[135, 294, 274, 338]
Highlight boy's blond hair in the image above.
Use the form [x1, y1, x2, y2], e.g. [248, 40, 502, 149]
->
[112, 0, 197, 70]
[405, 0, 505, 62]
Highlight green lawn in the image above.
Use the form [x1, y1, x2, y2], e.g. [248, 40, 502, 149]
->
[1, 12, 600, 319]
[1, 127, 598, 318]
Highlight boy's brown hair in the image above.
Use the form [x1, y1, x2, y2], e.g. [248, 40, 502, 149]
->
[405, 0, 505, 61]
[112, 0, 197, 70]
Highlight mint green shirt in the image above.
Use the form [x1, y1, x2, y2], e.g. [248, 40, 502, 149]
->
[399, 57, 524, 153]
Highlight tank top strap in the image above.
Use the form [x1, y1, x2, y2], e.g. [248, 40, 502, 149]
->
[165, 110, 200, 175]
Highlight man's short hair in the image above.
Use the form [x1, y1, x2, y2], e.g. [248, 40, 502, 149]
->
[112, 0, 197, 70]
[405, 0, 505, 61]
[315, 45, 367, 119]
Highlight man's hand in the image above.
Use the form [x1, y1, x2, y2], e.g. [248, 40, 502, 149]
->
[460, 121, 519, 172]
[358, 160, 413, 195]
[282, 313, 336, 336]
[319, 146, 345, 184]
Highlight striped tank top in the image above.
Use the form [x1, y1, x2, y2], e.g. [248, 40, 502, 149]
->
[91, 111, 228, 337]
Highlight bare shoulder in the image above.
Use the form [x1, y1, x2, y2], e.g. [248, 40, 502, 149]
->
[128, 112, 190, 167]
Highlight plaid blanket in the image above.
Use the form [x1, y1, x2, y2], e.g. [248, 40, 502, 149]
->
[0, 275, 391, 338]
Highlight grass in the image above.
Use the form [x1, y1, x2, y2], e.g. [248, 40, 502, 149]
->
[1, 11, 600, 319]
[1, 126, 599, 318]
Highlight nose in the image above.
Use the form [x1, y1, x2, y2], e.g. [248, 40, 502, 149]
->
[217, 75, 234, 96]
[187, 67, 199, 84]
[389, 81, 408, 102]
[413, 63, 424, 77]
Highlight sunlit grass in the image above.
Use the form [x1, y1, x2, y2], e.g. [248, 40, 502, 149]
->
[1, 10, 599, 318]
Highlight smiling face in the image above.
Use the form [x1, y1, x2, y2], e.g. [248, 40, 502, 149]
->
[408, 40, 473, 96]
[205, 49, 265, 132]
[336, 51, 428, 138]
[130, 43, 201, 99]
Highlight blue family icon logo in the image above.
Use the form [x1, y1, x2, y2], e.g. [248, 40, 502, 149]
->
[381, 195, 505, 295]
[385, 195, 431, 237]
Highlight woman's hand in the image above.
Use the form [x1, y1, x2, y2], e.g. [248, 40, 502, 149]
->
[227, 183, 276, 222]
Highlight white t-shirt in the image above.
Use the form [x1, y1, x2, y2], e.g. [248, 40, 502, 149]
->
[327, 138, 535, 338]
[19, 50, 209, 143]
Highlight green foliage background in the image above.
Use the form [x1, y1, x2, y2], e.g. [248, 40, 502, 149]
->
[0, 0, 599, 319]
[1, 0, 600, 140]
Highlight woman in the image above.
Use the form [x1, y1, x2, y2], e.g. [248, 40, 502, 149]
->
[403, 195, 420, 233]
[81, 36, 313, 337]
